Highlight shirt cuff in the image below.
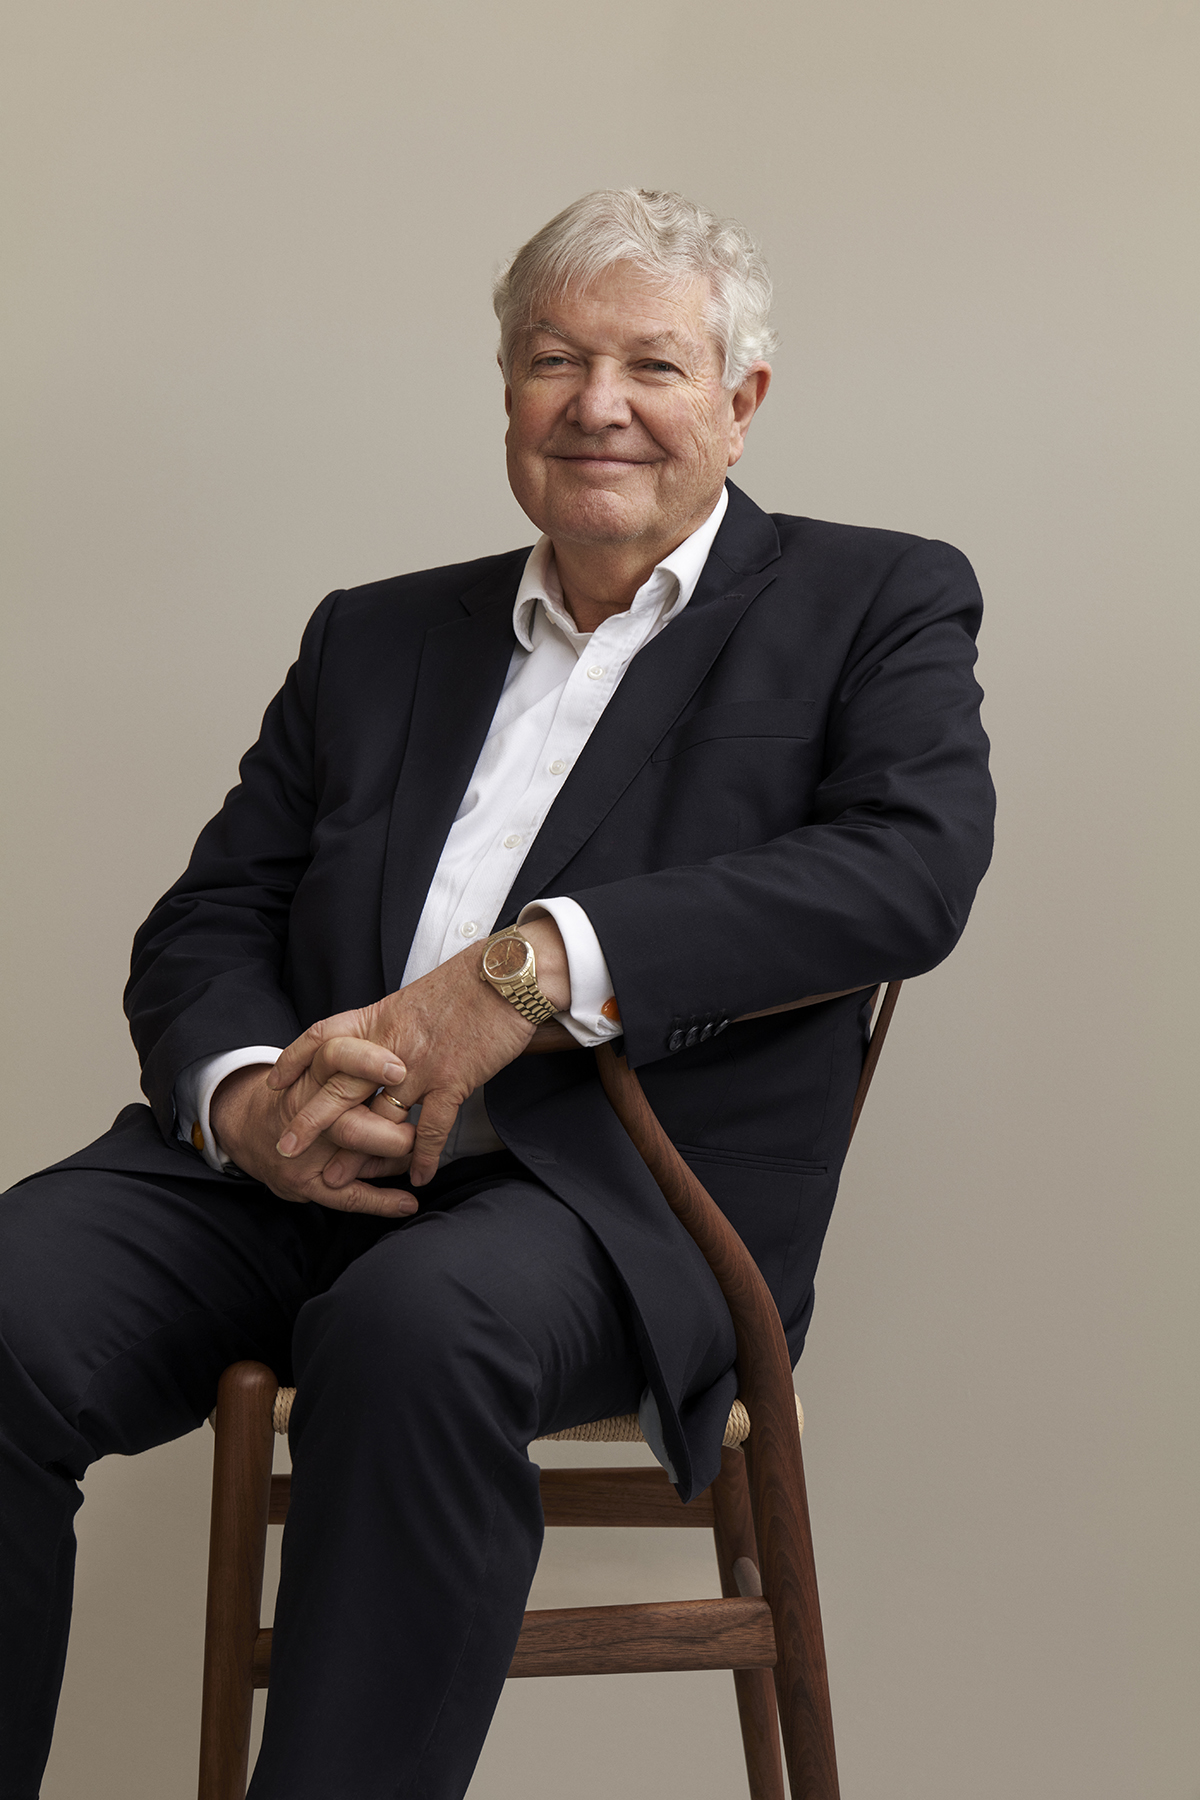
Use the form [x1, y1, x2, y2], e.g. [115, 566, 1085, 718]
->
[175, 1047, 284, 1172]
[518, 897, 622, 1048]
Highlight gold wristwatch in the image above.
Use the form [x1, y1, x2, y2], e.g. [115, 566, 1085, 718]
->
[479, 930, 560, 1026]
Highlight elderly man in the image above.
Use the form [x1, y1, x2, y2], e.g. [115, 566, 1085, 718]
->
[0, 189, 993, 1798]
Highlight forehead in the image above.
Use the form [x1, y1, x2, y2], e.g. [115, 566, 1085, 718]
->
[520, 262, 719, 364]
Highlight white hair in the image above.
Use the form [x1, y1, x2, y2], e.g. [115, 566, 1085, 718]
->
[493, 188, 778, 390]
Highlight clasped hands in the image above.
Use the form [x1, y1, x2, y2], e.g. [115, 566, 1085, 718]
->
[208, 919, 571, 1218]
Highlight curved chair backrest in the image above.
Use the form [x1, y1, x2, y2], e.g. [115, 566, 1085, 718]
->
[592, 979, 902, 1800]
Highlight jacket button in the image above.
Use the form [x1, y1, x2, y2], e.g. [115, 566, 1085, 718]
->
[667, 1029, 685, 1052]
[699, 1022, 714, 1042]
[684, 1026, 701, 1048]
[714, 1017, 729, 1034]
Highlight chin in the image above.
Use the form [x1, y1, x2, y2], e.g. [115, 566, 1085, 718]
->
[544, 489, 651, 547]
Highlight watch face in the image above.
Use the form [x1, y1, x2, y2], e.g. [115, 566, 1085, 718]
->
[484, 935, 531, 980]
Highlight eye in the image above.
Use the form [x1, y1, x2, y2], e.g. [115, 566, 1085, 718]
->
[641, 360, 682, 376]
[532, 354, 572, 370]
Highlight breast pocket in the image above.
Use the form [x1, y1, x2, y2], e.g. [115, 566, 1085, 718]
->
[652, 698, 816, 761]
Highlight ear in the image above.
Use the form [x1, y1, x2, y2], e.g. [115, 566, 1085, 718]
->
[496, 349, 516, 418]
[726, 365, 771, 467]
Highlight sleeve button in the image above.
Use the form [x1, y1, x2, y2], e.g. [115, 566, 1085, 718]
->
[684, 1026, 701, 1048]
[714, 1017, 729, 1034]
[667, 1029, 685, 1052]
[699, 1022, 714, 1042]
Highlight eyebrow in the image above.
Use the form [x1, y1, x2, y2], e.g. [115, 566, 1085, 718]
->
[527, 321, 694, 353]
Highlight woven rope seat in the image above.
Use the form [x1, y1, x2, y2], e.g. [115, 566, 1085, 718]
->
[266, 1385, 802, 1448]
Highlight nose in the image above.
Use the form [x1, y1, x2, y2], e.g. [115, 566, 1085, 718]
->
[567, 360, 633, 436]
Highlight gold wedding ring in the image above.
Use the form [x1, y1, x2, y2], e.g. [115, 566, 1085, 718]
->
[379, 1091, 409, 1112]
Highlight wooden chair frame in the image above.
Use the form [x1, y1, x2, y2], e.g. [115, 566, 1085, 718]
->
[199, 981, 902, 1800]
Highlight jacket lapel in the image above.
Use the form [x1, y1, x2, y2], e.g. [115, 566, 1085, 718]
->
[379, 558, 524, 990]
[498, 483, 782, 918]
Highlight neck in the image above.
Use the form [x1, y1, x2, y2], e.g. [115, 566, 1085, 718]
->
[551, 540, 666, 634]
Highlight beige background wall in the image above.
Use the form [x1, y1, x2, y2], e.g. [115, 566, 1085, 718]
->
[2, 2, 1197, 1795]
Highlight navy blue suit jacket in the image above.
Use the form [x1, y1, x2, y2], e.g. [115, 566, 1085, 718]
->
[115, 481, 993, 1498]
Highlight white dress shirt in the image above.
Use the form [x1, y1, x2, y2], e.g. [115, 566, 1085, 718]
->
[176, 486, 729, 1172]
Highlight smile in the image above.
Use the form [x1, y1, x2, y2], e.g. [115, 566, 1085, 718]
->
[551, 455, 652, 469]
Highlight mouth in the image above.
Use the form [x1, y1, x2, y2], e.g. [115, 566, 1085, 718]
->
[550, 454, 652, 469]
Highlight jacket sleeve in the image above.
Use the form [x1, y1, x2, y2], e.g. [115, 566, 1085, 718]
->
[124, 591, 341, 1134]
[565, 538, 996, 1069]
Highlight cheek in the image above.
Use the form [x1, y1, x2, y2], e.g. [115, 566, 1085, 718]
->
[670, 425, 719, 479]
[506, 424, 546, 483]
[666, 400, 726, 469]
[506, 395, 548, 450]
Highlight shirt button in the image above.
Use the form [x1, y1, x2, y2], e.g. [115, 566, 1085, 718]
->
[503, 833, 522, 849]
[460, 920, 478, 938]
[548, 758, 567, 775]
[587, 664, 605, 680]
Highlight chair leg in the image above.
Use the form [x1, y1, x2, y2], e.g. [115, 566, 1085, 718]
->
[744, 1430, 840, 1800]
[711, 1448, 786, 1800]
[198, 1363, 278, 1800]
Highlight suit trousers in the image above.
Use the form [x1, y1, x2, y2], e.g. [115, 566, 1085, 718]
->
[0, 1139, 647, 1800]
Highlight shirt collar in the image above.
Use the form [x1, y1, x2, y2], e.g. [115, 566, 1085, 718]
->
[512, 483, 730, 652]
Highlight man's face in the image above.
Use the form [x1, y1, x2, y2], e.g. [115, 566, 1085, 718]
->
[504, 262, 768, 564]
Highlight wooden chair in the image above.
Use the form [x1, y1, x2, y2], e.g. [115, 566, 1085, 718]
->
[199, 981, 903, 1800]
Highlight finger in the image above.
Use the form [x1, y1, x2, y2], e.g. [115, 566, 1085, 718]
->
[309, 1036, 407, 1094]
[370, 1089, 412, 1122]
[312, 1173, 417, 1218]
[267, 1011, 370, 1091]
[323, 1113, 416, 1180]
[339, 1109, 417, 1156]
[368, 1092, 420, 1141]
[407, 1089, 462, 1189]
[355, 1155, 412, 1180]
[257, 1135, 383, 1202]
[265, 1145, 415, 1218]
[279, 1070, 376, 1152]
[278, 1062, 406, 1158]
[322, 1151, 411, 1188]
